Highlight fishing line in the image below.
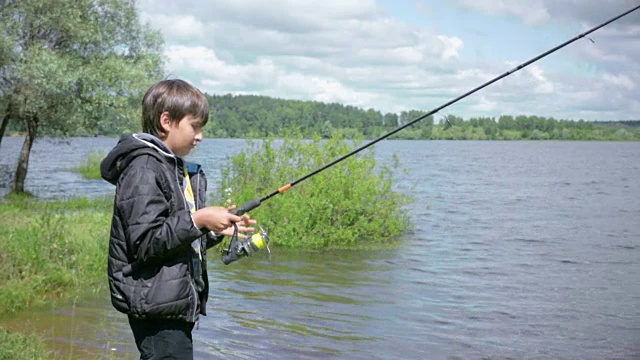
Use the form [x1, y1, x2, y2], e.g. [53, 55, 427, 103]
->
[231, 4, 640, 216]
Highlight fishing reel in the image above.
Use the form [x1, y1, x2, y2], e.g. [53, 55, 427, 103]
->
[222, 224, 271, 265]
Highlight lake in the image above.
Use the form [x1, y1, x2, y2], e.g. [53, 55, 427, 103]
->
[1, 137, 639, 359]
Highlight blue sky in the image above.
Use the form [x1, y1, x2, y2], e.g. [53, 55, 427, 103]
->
[137, 0, 640, 121]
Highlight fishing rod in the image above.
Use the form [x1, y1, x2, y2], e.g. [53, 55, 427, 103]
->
[221, 4, 640, 263]
[231, 4, 639, 216]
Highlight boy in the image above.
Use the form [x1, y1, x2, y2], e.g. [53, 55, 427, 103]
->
[100, 79, 255, 359]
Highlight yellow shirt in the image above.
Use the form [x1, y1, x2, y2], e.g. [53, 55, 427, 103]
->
[184, 167, 201, 260]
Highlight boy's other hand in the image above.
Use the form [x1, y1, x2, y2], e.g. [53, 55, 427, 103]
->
[219, 206, 257, 237]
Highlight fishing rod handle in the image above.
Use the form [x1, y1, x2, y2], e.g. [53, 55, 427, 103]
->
[231, 198, 262, 215]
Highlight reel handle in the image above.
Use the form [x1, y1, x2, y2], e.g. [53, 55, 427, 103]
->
[231, 198, 261, 216]
[223, 199, 265, 265]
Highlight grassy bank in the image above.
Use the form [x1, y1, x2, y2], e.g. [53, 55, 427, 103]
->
[0, 328, 49, 360]
[0, 195, 112, 358]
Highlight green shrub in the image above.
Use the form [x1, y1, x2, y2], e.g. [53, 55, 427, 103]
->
[72, 151, 106, 180]
[215, 133, 414, 249]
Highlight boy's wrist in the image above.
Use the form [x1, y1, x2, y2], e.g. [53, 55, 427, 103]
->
[191, 212, 206, 231]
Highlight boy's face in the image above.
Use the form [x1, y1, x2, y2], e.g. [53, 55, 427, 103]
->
[161, 113, 204, 157]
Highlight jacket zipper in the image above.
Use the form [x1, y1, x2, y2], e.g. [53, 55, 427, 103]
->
[173, 160, 200, 322]
[189, 279, 198, 322]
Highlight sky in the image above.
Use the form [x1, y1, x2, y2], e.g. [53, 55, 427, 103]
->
[137, 0, 640, 121]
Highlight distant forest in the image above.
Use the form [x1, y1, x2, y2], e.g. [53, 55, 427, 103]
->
[201, 94, 640, 141]
[6, 93, 640, 141]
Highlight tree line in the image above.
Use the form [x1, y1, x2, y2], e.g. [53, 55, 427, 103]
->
[6, 92, 640, 141]
[203, 94, 640, 141]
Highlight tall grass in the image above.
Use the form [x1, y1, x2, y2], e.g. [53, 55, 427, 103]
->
[0, 328, 49, 360]
[72, 151, 106, 180]
[0, 196, 111, 316]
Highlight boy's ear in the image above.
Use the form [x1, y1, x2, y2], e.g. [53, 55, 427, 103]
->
[159, 112, 172, 135]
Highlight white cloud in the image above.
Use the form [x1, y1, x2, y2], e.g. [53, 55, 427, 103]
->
[437, 36, 463, 60]
[276, 75, 378, 107]
[165, 45, 281, 89]
[456, 0, 550, 24]
[527, 65, 555, 94]
[456, 0, 638, 27]
[469, 96, 498, 112]
[602, 73, 635, 91]
[141, 14, 206, 41]
[542, 0, 640, 26]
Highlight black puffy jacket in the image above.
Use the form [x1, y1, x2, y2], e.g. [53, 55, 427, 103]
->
[101, 133, 222, 322]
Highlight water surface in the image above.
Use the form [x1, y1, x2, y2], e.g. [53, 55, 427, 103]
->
[1, 137, 639, 359]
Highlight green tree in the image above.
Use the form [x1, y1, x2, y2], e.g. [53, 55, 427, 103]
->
[0, 0, 164, 194]
[320, 120, 334, 138]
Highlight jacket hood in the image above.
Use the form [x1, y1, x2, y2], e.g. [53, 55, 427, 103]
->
[101, 133, 176, 185]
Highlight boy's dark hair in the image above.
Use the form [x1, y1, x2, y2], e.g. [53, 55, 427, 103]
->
[141, 79, 209, 137]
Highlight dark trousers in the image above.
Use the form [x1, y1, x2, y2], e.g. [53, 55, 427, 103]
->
[128, 316, 195, 360]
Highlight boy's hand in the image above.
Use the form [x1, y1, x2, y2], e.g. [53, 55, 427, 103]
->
[192, 206, 255, 233]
